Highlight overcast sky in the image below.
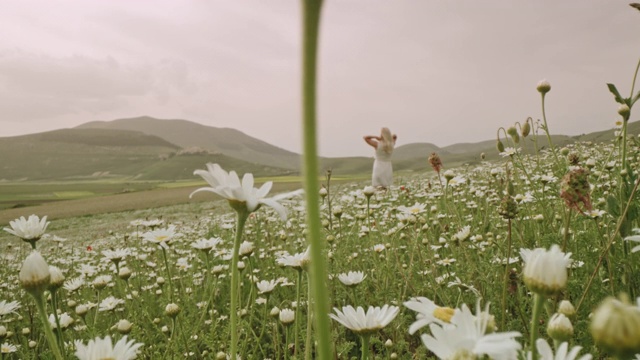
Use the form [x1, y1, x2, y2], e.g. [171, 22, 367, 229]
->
[1, 1, 639, 157]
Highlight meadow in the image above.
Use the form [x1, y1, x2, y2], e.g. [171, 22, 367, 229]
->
[1, 2, 639, 358]
[2, 125, 640, 359]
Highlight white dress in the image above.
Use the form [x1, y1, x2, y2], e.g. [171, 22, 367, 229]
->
[372, 144, 393, 187]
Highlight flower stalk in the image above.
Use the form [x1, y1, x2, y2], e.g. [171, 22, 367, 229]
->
[229, 208, 250, 360]
[300, 0, 332, 359]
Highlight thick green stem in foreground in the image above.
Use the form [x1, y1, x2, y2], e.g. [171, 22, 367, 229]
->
[529, 293, 545, 360]
[229, 209, 250, 360]
[33, 292, 64, 360]
[300, 1, 332, 359]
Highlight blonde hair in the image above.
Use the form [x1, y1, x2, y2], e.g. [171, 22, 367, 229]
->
[380, 127, 394, 154]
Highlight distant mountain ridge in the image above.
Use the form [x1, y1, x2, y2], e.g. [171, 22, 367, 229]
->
[0, 115, 636, 182]
[77, 116, 301, 170]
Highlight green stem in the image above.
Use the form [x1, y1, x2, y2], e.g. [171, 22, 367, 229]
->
[360, 334, 370, 360]
[50, 290, 66, 358]
[229, 209, 250, 360]
[562, 209, 572, 253]
[295, 270, 302, 358]
[501, 219, 513, 330]
[529, 293, 545, 360]
[305, 273, 313, 360]
[33, 292, 64, 360]
[301, 1, 332, 359]
[629, 57, 640, 100]
[160, 247, 174, 302]
[540, 93, 560, 165]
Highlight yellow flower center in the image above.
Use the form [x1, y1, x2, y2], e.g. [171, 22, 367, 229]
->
[433, 306, 455, 323]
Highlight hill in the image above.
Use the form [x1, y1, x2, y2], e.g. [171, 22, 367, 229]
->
[77, 116, 301, 170]
[0, 128, 290, 181]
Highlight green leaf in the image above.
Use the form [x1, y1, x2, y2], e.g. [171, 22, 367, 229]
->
[607, 83, 625, 104]
[632, 90, 640, 106]
[607, 194, 620, 217]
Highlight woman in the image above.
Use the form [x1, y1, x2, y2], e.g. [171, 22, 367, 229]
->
[363, 127, 397, 188]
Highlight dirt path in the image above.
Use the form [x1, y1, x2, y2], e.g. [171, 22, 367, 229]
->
[0, 182, 302, 225]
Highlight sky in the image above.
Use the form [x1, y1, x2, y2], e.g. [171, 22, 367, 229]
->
[1, 1, 639, 157]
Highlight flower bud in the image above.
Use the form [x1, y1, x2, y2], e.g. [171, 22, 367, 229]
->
[521, 121, 531, 137]
[319, 187, 328, 198]
[19, 251, 51, 296]
[590, 295, 640, 358]
[537, 79, 551, 94]
[363, 186, 376, 198]
[118, 267, 132, 281]
[165, 303, 181, 318]
[547, 313, 573, 342]
[332, 206, 343, 218]
[507, 126, 520, 144]
[116, 319, 133, 334]
[48, 266, 65, 291]
[75, 304, 89, 317]
[558, 300, 576, 320]
[270, 306, 281, 318]
[619, 104, 631, 120]
[279, 308, 295, 326]
[496, 139, 505, 153]
[443, 170, 455, 181]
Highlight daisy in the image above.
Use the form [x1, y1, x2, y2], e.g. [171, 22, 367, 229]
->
[0, 300, 21, 317]
[49, 312, 74, 330]
[74, 335, 143, 360]
[190, 163, 302, 220]
[276, 247, 311, 271]
[99, 296, 125, 312]
[404, 297, 456, 334]
[420, 303, 521, 360]
[529, 339, 592, 360]
[397, 203, 427, 215]
[520, 245, 572, 296]
[1, 342, 19, 354]
[3, 214, 49, 242]
[142, 226, 177, 249]
[191, 237, 222, 252]
[330, 305, 399, 335]
[102, 249, 131, 264]
[256, 280, 278, 295]
[337, 271, 367, 287]
[64, 277, 86, 293]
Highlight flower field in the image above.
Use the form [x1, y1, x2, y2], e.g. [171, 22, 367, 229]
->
[2, 127, 640, 359]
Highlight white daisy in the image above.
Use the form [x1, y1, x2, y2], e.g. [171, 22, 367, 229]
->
[330, 305, 399, 335]
[420, 303, 521, 360]
[74, 335, 143, 360]
[190, 163, 302, 220]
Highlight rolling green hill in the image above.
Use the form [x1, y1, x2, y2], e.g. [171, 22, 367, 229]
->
[1, 116, 636, 182]
[0, 128, 289, 181]
[77, 116, 302, 170]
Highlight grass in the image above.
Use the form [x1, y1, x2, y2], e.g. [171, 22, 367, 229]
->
[0, 134, 638, 359]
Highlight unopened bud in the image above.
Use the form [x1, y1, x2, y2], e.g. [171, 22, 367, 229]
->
[537, 79, 551, 94]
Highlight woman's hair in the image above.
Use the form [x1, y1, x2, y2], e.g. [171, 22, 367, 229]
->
[380, 127, 394, 154]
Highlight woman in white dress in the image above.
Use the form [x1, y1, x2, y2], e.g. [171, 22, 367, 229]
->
[363, 127, 397, 188]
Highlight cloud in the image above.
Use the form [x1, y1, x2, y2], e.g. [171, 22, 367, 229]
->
[0, 50, 196, 121]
